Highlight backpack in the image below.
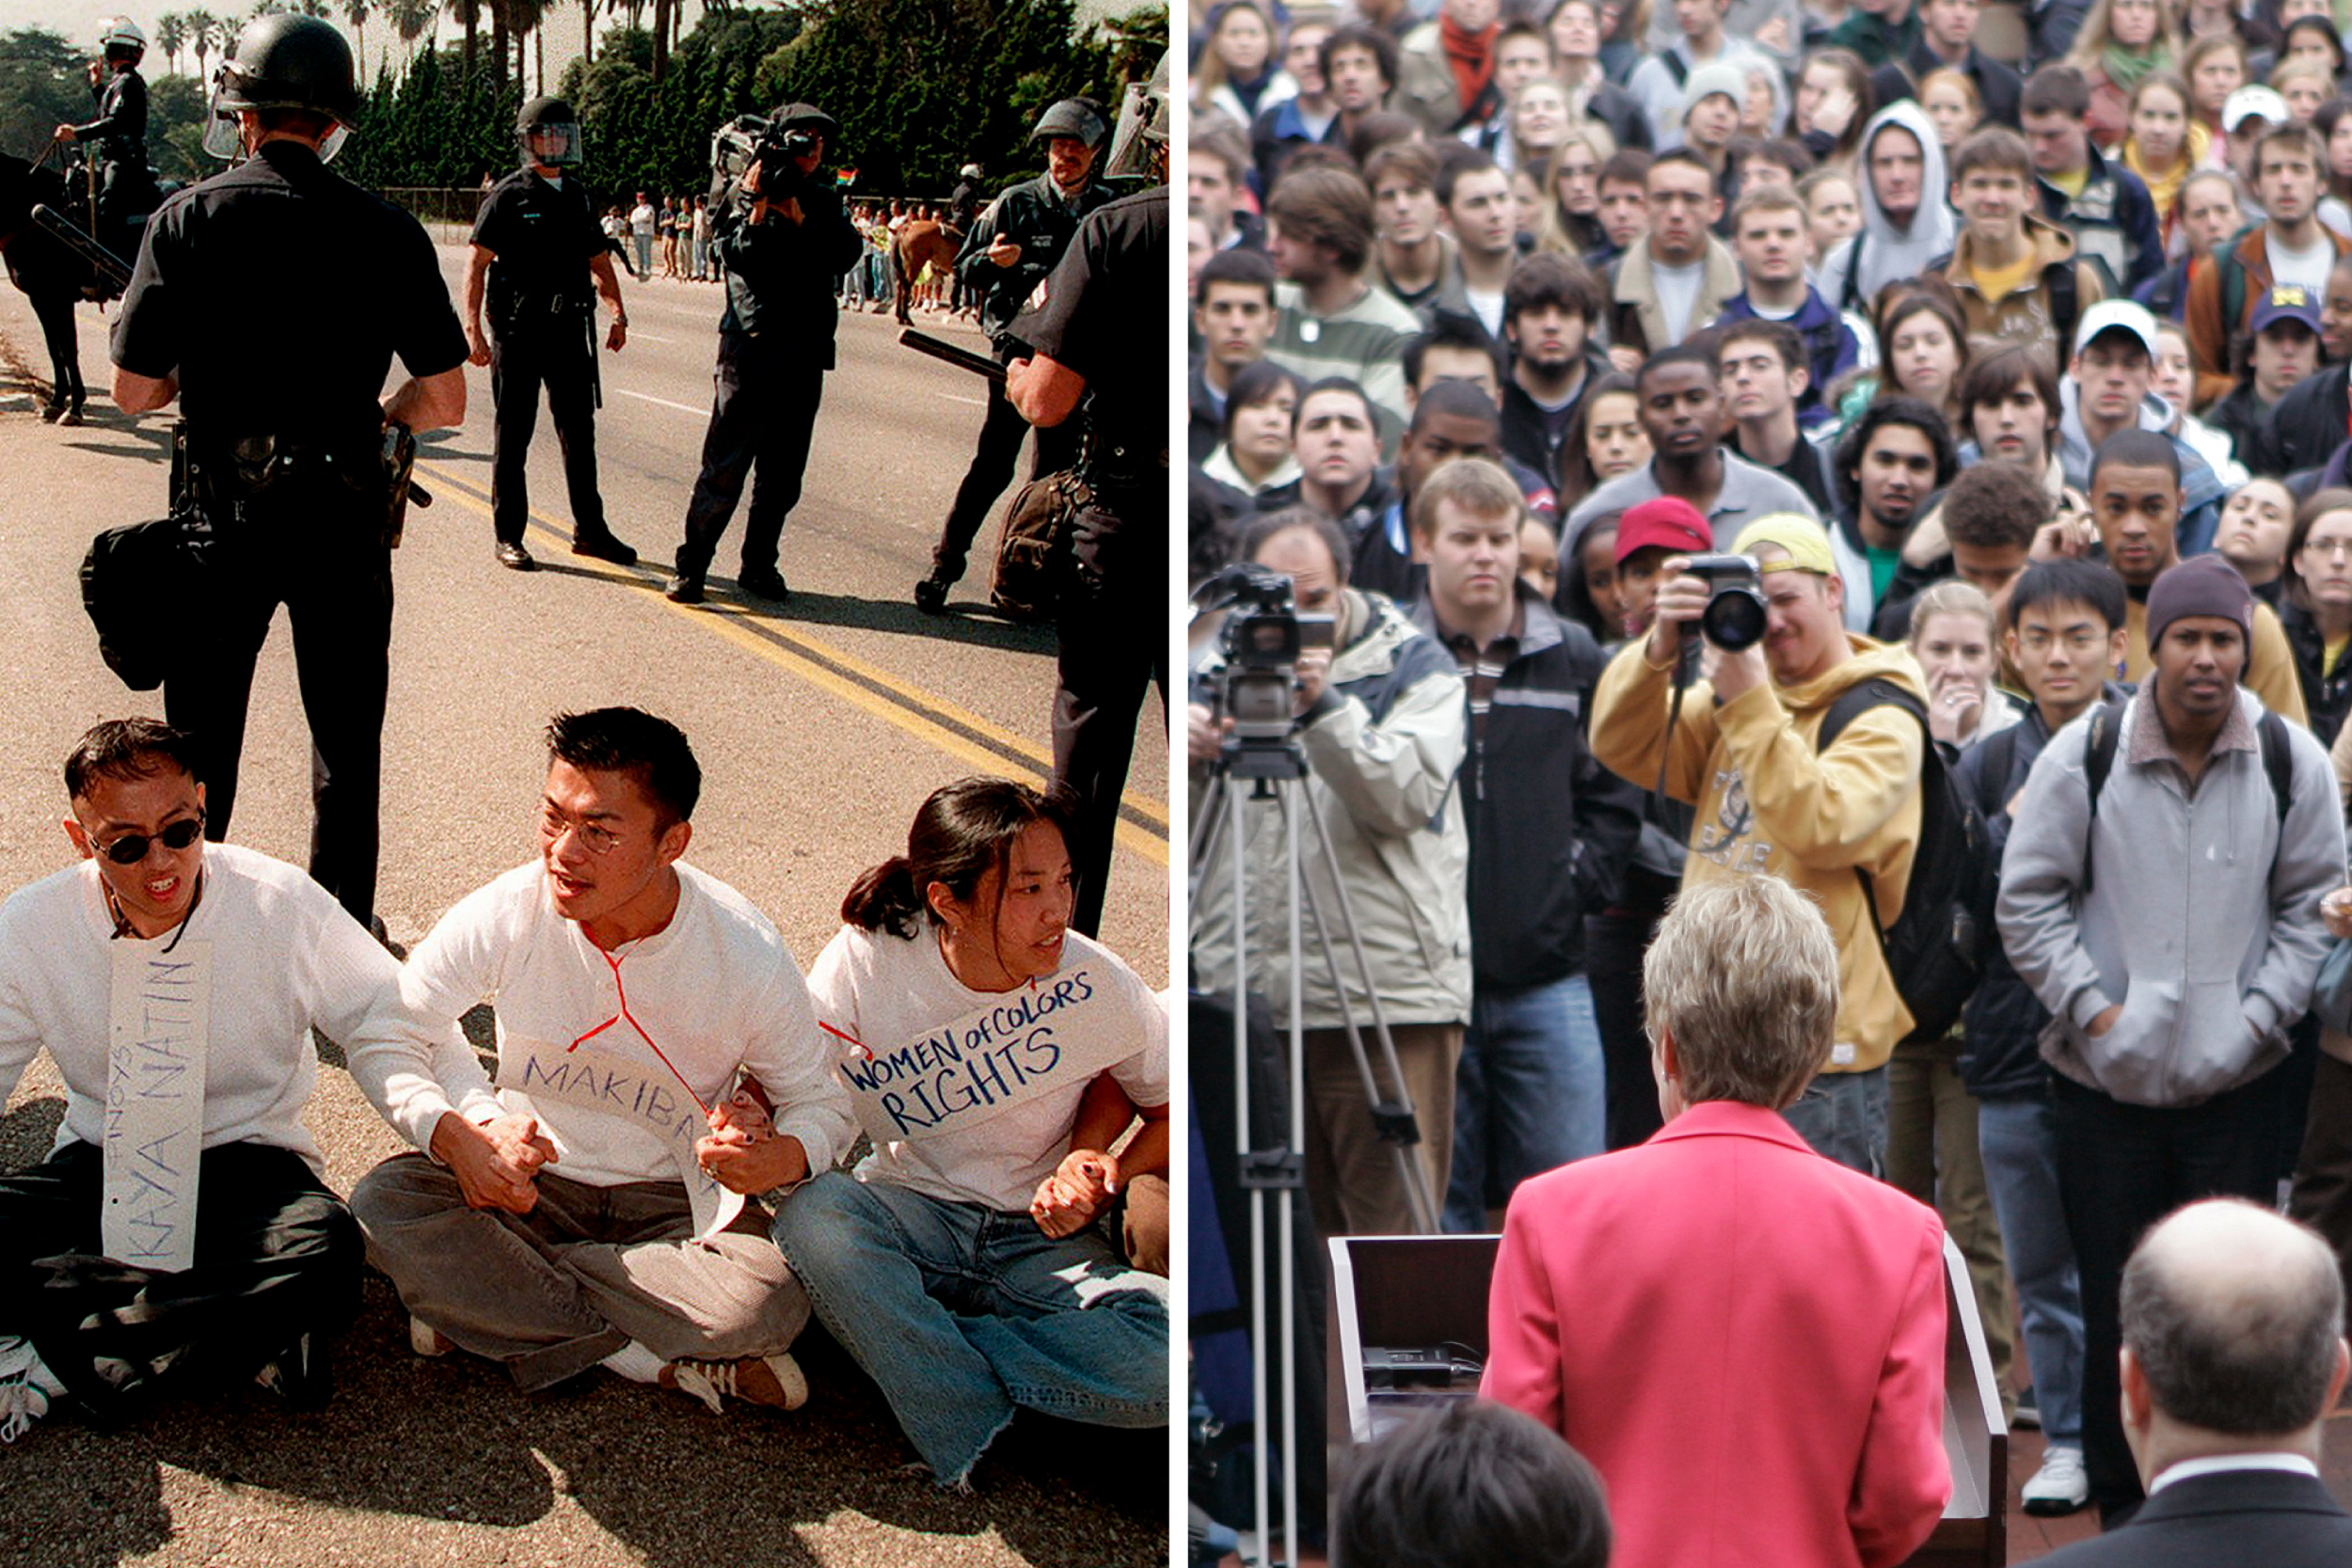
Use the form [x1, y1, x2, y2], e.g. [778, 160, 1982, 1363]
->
[2077, 698, 2293, 895]
[990, 468, 1089, 623]
[1816, 679, 1985, 1046]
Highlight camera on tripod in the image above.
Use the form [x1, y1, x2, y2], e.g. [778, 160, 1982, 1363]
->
[1194, 563, 1337, 750]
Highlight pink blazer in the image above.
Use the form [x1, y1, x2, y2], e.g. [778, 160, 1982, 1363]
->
[1483, 1100, 1951, 1568]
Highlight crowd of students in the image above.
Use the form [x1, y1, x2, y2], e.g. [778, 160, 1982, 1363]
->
[1187, 0, 2352, 1535]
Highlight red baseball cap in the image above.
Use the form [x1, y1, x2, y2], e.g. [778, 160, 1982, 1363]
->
[1613, 497, 1712, 562]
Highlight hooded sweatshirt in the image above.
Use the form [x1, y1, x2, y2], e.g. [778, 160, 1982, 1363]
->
[1590, 631, 1931, 1071]
[1816, 103, 1955, 315]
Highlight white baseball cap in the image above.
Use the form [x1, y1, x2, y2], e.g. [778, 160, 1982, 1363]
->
[2073, 298, 2160, 360]
[2224, 85, 2290, 131]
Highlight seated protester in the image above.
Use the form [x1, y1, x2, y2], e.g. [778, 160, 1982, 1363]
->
[1830, 396, 1963, 632]
[1406, 460, 1644, 1229]
[1365, 142, 1456, 317]
[1714, 186, 1863, 423]
[1591, 149, 1653, 271]
[1335, 1401, 1612, 1568]
[2217, 475, 2301, 611]
[1190, 248, 1280, 465]
[2280, 487, 2352, 745]
[1499, 251, 1614, 494]
[1626, 0, 1775, 151]
[2149, 319, 2254, 488]
[1433, 151, 1520, 336]
[1951, 557, 2133, 1521]
[2188, 124, 2352, 409]
[1565, 344, 1822, 540]
[1264, 164, 1423, 444]
[2074, 428, 2312, 721]
[1865, 0, 2026, 133]
[1590, 512, 1931, 1172]
[1198, 361, 1307, 523]
[1484, 874, 1951, 1566]
[2208, 286, 2328, 467]
[2024, 66, 2166, 298]
[772, 779, 1168, 1486]
[2059, 300, 2227, 555]
[0, 720, 406, 1438]
[1352, 380, 1514, 604]
[1875, 454, 2051, 653]
[1605, 151, 1743, 366]
[1555, 370, 1652, 510]
[1280, 377, 1400, 549]
[1721, 318, 1839, 515]
[1816, 102, 1956, 317]
[1997, 557, 2343, 1522]
[1937, 127, 2106, 370]
[2133, 169, 2248, 322]
[350, 709, 852, 1413]
[1400, 317, 1563, 523]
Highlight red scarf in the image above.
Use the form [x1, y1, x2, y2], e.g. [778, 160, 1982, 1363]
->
[1440, 14, 1502, 125]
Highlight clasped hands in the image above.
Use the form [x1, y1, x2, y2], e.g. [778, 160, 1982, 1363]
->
[1030, 1147, 1121, 1239]
[434, 1088, 799, 1213]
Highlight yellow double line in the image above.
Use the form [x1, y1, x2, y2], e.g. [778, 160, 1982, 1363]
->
[414, 459, 1168, 868]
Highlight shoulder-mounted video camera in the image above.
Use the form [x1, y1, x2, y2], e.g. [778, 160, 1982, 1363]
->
[710, 114, 820, 199]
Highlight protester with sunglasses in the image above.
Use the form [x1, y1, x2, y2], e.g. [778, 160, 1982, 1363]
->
[0, 719, 419, 1441]
[347, 706, 852, 1418]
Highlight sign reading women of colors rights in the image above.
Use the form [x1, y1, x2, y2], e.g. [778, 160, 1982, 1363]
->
[834, 966, 1136, 1144]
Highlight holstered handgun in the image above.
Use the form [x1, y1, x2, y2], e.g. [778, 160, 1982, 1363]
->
[382, 420, 420, 549]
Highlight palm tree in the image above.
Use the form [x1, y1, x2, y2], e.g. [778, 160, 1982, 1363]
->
[650, 0, 667, 80]
[342, 0, 368, 76]
[155, 12, 186, 75]
[186, 10, 220, 80]
[386, 0, 436, 61]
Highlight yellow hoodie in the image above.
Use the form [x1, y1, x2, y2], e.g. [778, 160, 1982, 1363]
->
[1592, 633, 1930, 1072]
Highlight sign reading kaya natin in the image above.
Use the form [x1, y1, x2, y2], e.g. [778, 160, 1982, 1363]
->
[104, 942, 214, 1274]
[496, 1042, 746, 1239]
[836, 965, 1132, 1144]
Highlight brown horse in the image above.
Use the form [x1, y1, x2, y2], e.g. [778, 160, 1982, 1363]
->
[890, 217, 961, 325]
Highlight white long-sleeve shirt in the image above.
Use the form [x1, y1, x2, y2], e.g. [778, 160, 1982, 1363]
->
[358, 862, 853, 1191]
[0, 843, 417, 1176]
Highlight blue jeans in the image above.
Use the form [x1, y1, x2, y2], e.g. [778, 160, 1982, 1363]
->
[1443, 973, 1604, 1231]
[633, 232, 652, 277]
[1977, 1094, 2084, 1446]
[1783, 1065, 1890, 1177]
[771, 1172, 1169, 1484]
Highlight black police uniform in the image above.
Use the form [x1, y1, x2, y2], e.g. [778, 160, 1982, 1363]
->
[1021, 185, 1169, 937]
[75, 63, 149, 242]
[473, 166, 614, 551]
[924, 172, 1116, 590]
[110, 139, 469, 926]
[946, 174, 983, 312]
[673, 176, 863, 594]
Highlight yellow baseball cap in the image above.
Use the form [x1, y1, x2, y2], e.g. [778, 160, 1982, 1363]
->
[1730, 513, 1837, 576]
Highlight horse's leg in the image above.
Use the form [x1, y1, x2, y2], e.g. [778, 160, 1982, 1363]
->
[893, 245, 912, 326]
[31, 290, 73, 421]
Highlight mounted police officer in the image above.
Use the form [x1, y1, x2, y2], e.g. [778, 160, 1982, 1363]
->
[466, 96, 637, 573]
[53, 17, 152, 261]
[107, 13, 469, 932]
[913, 97, 1117, 614]
[663, 103, 863, 606]
[1006, 62, 1169, 936]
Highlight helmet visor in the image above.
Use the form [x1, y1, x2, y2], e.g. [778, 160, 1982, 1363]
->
[201, 71, 242, 160]
[520, 121, 583, 167]
[1103, 80, 1167, 179]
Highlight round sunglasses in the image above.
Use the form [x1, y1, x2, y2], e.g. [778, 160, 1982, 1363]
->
[96, 812, 205, 866]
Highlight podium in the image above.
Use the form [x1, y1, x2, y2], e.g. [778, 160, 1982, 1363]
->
[1327, 1232, 2007, 1567]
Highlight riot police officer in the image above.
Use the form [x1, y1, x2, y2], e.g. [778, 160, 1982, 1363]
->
[912, 98, 1117, 615]
[663, 103, 863, 605]
[1006, 66, 1169, 938]
[108, 13, 469, 930]
[54, 17, 151, 257]
[467, 96, 637, 572]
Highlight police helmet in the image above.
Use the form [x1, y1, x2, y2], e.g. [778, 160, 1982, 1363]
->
[1029, 97, 1110, 149]
[98, 16, 146, 59]
[1103, 53, 1170, 179]
[516, 95, 584, 167]
[202, 15, 361, 162]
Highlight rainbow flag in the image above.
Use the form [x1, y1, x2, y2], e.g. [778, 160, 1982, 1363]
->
[834, 166, 859, 187]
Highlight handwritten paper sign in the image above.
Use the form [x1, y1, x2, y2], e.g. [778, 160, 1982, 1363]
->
[495, 1041, 745, 1240]
[104, 942, 213, 1274]
[835, 965, 1137, 1145]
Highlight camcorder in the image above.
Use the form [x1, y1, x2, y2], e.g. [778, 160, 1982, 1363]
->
[708, 115, 818, 199]
[1193, 563, 1337, 760]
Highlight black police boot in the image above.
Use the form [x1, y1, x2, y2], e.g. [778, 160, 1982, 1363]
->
[664, 573, 705, 604]
[495, 541, 536, 571]
[572, 530, 638, 567]
[914, 574, 952, 614]
[737, 565, 791, 603]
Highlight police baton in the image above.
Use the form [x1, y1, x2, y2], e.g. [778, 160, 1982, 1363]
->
[898, 328, 1006, 384]
[30, 203, 131, 293]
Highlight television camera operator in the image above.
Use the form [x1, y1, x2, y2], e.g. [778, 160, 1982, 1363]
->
[663, 103, 861, 606]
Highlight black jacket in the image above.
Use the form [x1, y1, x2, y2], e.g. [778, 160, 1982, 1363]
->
[1869, 40, 2023, 130]
[1188, 355, 1224, 466]
[2030, 1470, 2352, 1568]
[712, 183, 862, 350]
[954, 172, 1115, 344]
[75, 66, 147, 164]
[1499, 351, 1612, 494]
[2249, 362, 2352, 481]
[1951, 684, 2131, 1099]
[1409, 588, 1644, 984]
[2281, 598, 2352, 748]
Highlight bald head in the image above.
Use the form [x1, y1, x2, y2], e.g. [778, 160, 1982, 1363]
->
[2122, 1200, 2345, 1438]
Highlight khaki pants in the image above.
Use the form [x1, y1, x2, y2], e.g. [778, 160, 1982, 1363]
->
[1303, 1022, 1463, 1238]
[352, 1152, 806, 1391]
[1888, 1034, 2016, 1415]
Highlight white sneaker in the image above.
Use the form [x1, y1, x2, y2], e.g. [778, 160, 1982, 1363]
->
[666, 1351, 809, 1414]
[2022, 1445, 2090, 1515]
[0, 1335, 63, 1444]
